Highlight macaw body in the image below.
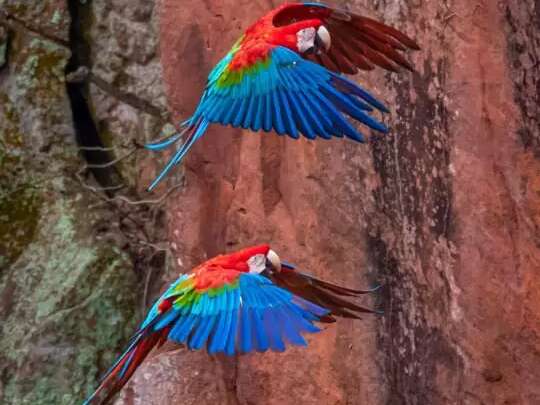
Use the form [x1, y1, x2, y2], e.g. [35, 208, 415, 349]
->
[147, 2, 419, 189]
[84, 245, 379, 404]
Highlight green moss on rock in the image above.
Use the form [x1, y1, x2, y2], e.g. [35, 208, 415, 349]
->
[0, 186, 42, 266]
[14, 38, 69, 100]
[0, 199, 138, 405]
[0, 15, 140, 405]
[0, 28, 7, 68]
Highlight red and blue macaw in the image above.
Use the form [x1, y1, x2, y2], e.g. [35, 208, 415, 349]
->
[147, 2, 419, 190]
[84, 245, 380, 404]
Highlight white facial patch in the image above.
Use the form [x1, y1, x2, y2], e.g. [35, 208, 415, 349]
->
[247, 254, 266, 274]
[297, 27, 317, 53]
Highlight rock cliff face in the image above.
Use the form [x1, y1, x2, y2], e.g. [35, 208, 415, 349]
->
[0, 1, 170, 404]
[0, 1, 539, 405]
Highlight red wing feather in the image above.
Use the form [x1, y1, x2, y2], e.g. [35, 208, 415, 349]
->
[269, 267, 378, 322]
[351, 15, 421, 51]
[328, 39, 360, 74]
[317, 52, 341, 73]
[272, 3, 419, 75]
[329, 29, 376, 71]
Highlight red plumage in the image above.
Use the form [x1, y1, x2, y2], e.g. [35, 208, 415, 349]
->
[87, 328, 169, 405]
[84, 244, 379, 404]
[231, 2, 419, 74]
[146, 2, 420, 190]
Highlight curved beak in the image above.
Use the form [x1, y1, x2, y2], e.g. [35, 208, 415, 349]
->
[266, 249, 282, 273]
[315, 25, 331, 52]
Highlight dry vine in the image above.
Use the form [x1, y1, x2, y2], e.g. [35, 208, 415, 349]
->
[75, 142, 180, 314]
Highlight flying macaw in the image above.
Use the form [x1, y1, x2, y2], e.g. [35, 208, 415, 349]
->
[84, 245, 380, 404]
[147, 2, 419, 190]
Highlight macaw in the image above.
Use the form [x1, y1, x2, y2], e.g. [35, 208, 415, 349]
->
[147, 2, 419, 190]
[84, 245, 380, 404]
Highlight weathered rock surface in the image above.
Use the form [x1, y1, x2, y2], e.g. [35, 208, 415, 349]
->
[1, 0, 539, 404]
[0, 1, 170, 404]
[121, 1, 540, 405]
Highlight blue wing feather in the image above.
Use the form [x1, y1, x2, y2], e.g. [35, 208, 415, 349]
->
[252, 95, 264, 132]
[243, 94, 256, 129]
[320, 83, 388, 133]
[146, 45, 390, 187]
[225, 288, 241, 355]
[252, 307, 270, 352]
[312, 92, 366, 142]
[208, 291, 230, 353]
[226, 307, 239, 355]
[263, 307, 286, 352]
[153, 309, 180, 331]
[221, 98, 239, 126]
[138, 272, 331, 355]
[239, 305, 253, 353]
[218, 292, 235, 351]
[189, 316, 215, 350]
[264, 93, 273, 132]
[276, 307, 308, 346]
[295, 92, 328, 139]
[287, 91, 316, 139]
[278, 90, 299, 139]
[272, 91, 286, 135]
[330, 74, 389, 112]
[233, 97, 249, 127]
[301, 92, 333, 139]
[169, 314, 195, 343]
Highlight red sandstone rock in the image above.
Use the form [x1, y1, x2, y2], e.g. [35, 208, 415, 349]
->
[119, 1, 540, 404]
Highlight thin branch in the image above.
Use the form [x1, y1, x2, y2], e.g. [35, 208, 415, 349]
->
[85, 148, 139, 169]
[108, 183, 183, 206]
[90, 183, 182, 209]
[78, 141, 143, 152]
[78, 145, 118, 152]
[140, 243, 172, 315]
[137, 222, 176, 317]
[75, 142, 141, 192]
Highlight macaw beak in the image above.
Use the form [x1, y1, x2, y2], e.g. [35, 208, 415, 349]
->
[265, 249, 282, 273]
[315, 25, 331, 52]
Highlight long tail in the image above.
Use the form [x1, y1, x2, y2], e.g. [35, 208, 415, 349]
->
[270, 263, 381, 321]
[145, 117, 210, 191]
[83, 327, 169, 405]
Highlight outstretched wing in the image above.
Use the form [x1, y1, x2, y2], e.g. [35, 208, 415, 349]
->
[273, 2, 420, 74]
[147, 271, 329, 355]
[84, 259, 379, 403]
[85, 270, 320, 404]
[188, 44, 389, 142]
[268, 263, 380, 321]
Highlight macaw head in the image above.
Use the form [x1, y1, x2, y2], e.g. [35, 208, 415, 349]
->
[272, 18, 331, 56]
[271, 3, 332, 55]
[295, 25, 331, 55]
[231, 245, 297, 275]
[247, 248, 283, 274]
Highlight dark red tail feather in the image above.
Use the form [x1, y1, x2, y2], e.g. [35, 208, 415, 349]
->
[84, 328, 169, 405]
